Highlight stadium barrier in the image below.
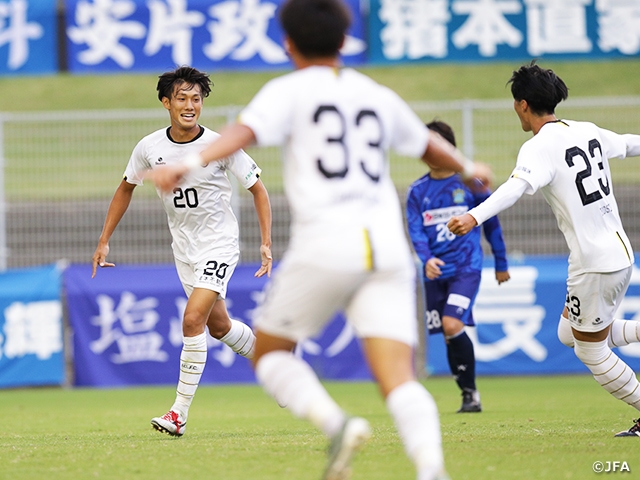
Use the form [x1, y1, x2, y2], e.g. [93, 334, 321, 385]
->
[5, 256, 640, 389]
[2, 96, 640, 271]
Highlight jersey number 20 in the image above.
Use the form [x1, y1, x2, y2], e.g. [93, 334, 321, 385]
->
[564, 139, 610, 206]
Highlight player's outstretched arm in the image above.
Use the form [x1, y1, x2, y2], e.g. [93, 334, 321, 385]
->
[422, 133, 493, 188]
[92, 180, 136, 278]
[146, 124, 257, 193]
[248, 179, 273, 278]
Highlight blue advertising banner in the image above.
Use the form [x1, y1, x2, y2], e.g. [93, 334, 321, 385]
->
[369, 0, 640, 64]
[64, 0, 366, 73]
[426, 256, 640, 375]
[0, 0, 57, 75]
[0, 264, 65, 388]
[64, 263, 371, 387]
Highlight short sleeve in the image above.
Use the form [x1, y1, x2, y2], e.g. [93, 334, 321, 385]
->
[239, 78, 294, 147]
[386, 89, 430, 158]
[123, 140, 150, 185]
[226, 149, 262, 190]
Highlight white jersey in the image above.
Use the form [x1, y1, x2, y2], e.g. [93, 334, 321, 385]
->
[124, 126, 261, 264]
[510, 119, 637, 276]
[239, 66, 430, 271]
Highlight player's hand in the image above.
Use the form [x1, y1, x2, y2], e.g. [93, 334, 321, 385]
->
[425, 257, 446, 280]
[463, 162, 493, 191]
[145, 164, 189, 193]
[91, 243, 115, 278]
[496, 270, 511, 285]
[254, 244, 272, 278]
[447, 213, 478, 236]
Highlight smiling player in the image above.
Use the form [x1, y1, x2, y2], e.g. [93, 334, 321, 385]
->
[91, 66, 273, 437]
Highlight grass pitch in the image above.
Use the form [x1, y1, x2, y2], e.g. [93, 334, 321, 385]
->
[4, 375, 638, 480]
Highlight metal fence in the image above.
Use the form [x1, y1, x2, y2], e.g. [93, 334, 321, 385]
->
[2, 96, 640, 270]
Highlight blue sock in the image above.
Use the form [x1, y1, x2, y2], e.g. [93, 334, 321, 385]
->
[445, 330, 476, 392]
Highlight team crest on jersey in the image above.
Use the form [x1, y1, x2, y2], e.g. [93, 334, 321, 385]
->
[155, 157, 165, 165]
[452, 188, 466, 204]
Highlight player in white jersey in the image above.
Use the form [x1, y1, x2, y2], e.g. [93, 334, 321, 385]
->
[146, 1, 490, 478]
[91, 66, 273, 437]
[448, 62, 640, 437]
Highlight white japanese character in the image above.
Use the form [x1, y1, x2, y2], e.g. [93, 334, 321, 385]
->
[204, 0, 286, 63]
[378, 0, 449, 59]
[144, 0, 205, 66]
[3, 300, 62, 360]
[90, 292, 167, 363]
[597, 0, 640, 55]
[0, 0, 43, 70]
[452, 0, 523, 57]
[67, 0, 146, 69]
[525, 0, 592, 56]
[470, 267, 548, 362]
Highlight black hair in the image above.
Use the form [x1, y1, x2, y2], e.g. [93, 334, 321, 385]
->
[279, 0, 351, 58]
[426, 120, 456, 147]
[508, 61, 568, 115]
[156, 66, 212, 102]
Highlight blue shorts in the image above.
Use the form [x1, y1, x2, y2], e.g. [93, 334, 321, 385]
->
[423, 270, 481, 335]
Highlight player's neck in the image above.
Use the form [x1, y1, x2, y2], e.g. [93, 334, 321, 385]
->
[531, 114, 558, 135]
[429, 170, 456, 179]
[168, 124, 201, 143]
[291, 51, 340, 70]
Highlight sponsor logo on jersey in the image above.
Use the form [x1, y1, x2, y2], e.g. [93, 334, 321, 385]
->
[422, 206, 468, 226]
[452, 188, 466, 204]
[593, 317, 603, 325]
[155, 157, 166, 165]
[514, 165, 531, 174]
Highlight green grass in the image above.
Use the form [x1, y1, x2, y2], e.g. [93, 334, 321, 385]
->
[2, 59, 640, 111]
[3, 59, 640, 200]
[3, 376, 638, 480]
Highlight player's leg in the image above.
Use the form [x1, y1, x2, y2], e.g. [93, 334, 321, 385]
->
[207, 299, 255, 358]
[438, 271, 482, 413]
[350, 268, 447, 480]
[151, 286, 217, 436]
[565, 268, 640, 436]
[253, 262, 371, 479]
[558, 310, 640, 349]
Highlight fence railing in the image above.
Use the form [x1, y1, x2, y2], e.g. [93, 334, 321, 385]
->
[2, 96, 640, 270]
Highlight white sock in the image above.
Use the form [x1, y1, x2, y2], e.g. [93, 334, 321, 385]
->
[220, 319, 256, 358]
[255, 350, 346, 437]
[574, 339, 640, 411]
[172, 332, 207, 416]
[608, 319, 640, 347]
[386, 381, 444, 476]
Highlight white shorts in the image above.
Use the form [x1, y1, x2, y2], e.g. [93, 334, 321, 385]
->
[174, 250, 239, 299]
[253, 259, 418, 346]
[565, 266, 632, 332]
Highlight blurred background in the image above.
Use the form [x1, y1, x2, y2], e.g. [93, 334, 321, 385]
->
[2, 0, 640, 389]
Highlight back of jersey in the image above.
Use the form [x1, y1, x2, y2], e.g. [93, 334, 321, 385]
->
[514, 120, 633, 275]
[240, 66, 429, 271]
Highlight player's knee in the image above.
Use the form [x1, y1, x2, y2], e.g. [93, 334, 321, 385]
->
[557, 315, 575, 348]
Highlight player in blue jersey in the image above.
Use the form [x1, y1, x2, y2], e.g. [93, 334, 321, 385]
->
[406, 121, 510, 413]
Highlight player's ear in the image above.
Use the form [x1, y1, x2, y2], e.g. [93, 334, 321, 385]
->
[161, 96, 171, 111]
[283, 36, 292, 56]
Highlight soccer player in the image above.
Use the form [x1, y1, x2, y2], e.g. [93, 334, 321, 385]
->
[146, 0, 491, 477]
[448, 62, 640, 437]
[91, 66, 273, 437]
[407, 120, 510, 414]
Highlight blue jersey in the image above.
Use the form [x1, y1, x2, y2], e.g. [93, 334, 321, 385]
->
[406, 173, 508, 281]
